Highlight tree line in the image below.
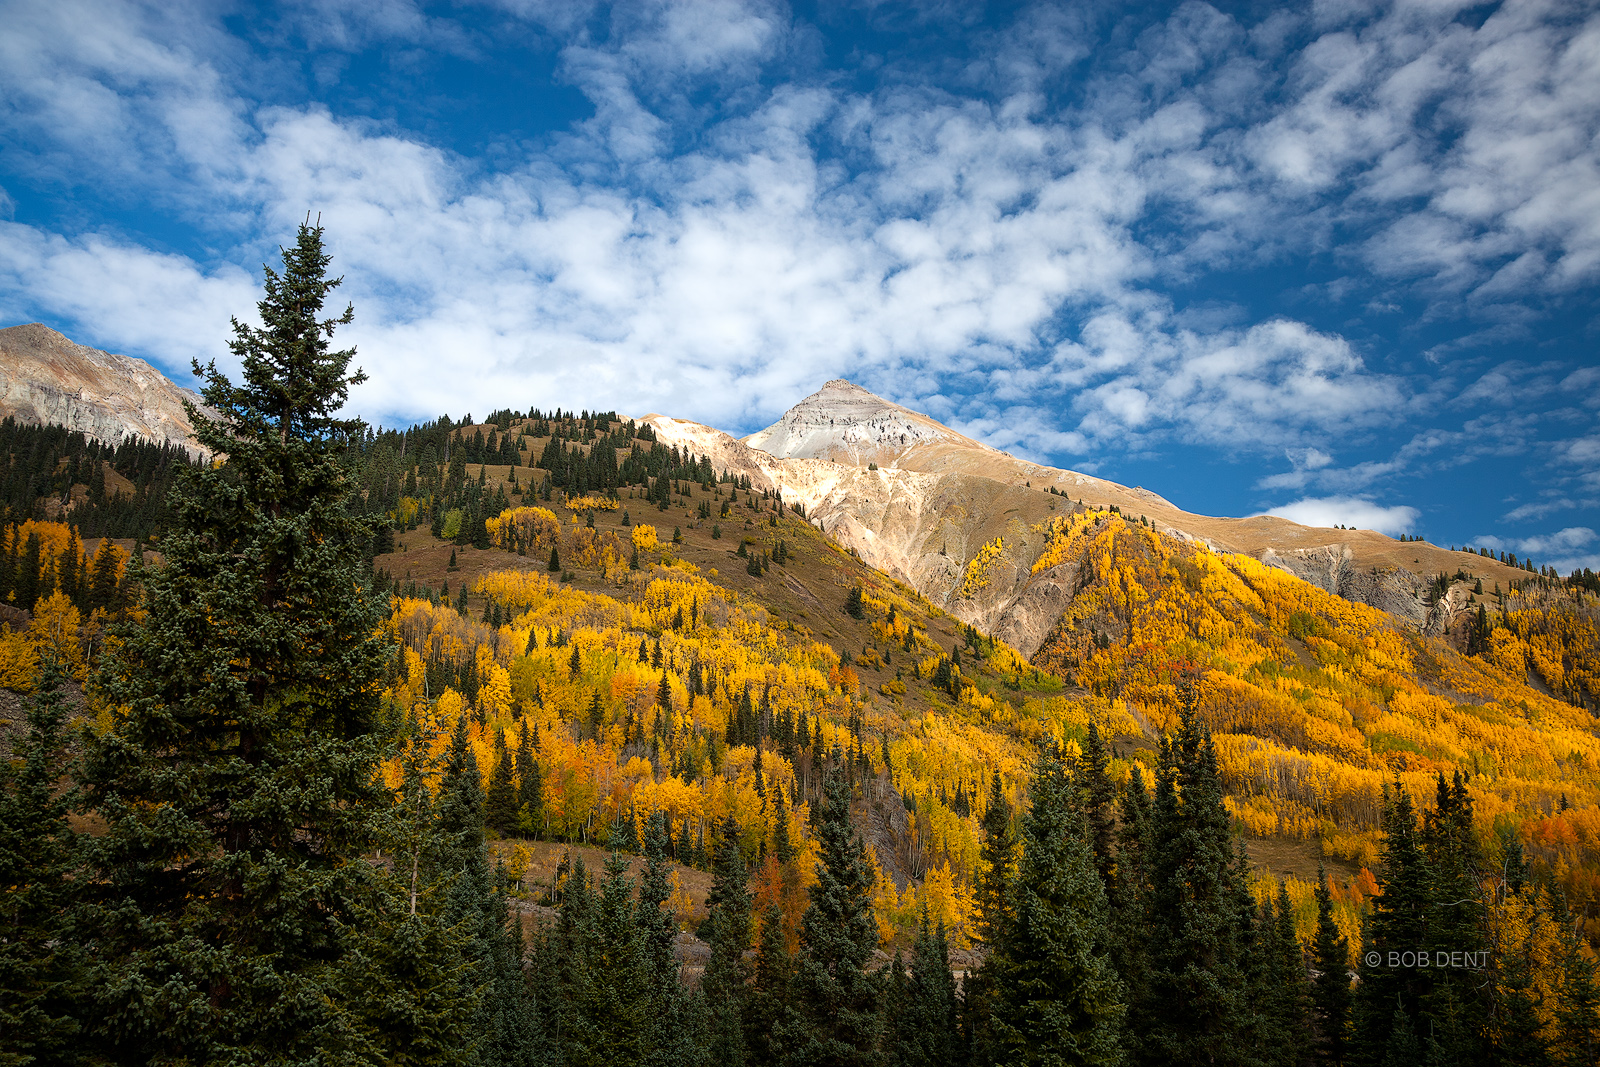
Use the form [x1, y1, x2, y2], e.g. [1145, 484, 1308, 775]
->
[0, 418, 193, 539]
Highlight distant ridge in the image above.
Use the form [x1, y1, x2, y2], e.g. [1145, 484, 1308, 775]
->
[0, 323, 204, 455]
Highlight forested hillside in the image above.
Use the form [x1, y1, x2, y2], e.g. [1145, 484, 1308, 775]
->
[3, 223, 1599, 1064]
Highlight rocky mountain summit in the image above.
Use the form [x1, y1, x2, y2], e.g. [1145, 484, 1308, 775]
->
[741, 378, 982, 469]
[0, 323, 203, 454]
[647, 381, 1526, 653]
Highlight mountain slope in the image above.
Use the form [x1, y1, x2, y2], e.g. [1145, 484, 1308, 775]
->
[0, 323, 203, 454]
[362, 408, 1600, 948]
[647, 383, 1533, 655]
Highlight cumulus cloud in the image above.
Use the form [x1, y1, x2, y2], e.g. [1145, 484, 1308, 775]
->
[1473, 527, 1600, 573]
[0, 222, 258, 367]
[1263, 496, 1420, 536]
[0, 0, 1593, 497]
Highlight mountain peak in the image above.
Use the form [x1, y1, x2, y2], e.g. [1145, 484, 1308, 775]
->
[743, 378, 974, 466]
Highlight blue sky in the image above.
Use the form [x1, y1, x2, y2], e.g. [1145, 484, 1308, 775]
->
[1, 1, 1597, 569]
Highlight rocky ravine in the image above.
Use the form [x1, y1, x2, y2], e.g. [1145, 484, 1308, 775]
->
[645, 381, 1527, 655]
[0, 323, 203, 454]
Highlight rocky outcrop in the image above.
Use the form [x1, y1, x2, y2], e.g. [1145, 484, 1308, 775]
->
[0, 323, 203, 454]
[742, 378, 975, 469]
[1260, 544, 1446, 634]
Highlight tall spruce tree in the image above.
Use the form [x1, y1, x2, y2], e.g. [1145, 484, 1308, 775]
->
[1350, 785, 1423, 1066]
[484, 728, 519, 836]
[333, 726, 482, 1064]
[989, 745, 1126, 1067]
[1072, 721, 1117, 886]
[976, 770, 1016, 942]
[1135, 708, 1251, 1067]
[1107, 762, 1153, 1065]
[547, 855, 600, 1064]
[0, 656, 83, 1065]
[1256, 881, 1313, 1067]
[1311, 865, 1352, 1066]
[583, 852, 649, 1065]
[965, 769, 1019, 1066]
[1417, 771, 1486, 1062]
[77, 221, 392, 1062]
[702, 815, 754, 1067]
[516, 727, 544, 838]
[747, 904, 793, 1067]
[638, 811, 695, 1067]
[434, 717, 542, 1067]
[1554, 909, 1600, 1067]
[778, 772, 881, 1067]
[886, 910, 959, 1067]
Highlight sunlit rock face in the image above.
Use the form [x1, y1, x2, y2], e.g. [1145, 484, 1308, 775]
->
[742, 379, 963, 469]
[643, 382, 1514, 654]
[0, 323, 204, 455]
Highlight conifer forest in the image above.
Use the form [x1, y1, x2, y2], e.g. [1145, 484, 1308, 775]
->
[6, 223, 1600, 1066]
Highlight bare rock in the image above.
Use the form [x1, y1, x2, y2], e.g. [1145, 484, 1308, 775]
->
[0, 323, 205, 455]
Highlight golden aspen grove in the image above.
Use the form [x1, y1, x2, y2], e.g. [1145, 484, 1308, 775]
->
[342, 408, 1600, 976]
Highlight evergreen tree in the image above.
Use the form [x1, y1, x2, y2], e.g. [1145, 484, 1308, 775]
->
[703, 815, 754, 1067]
[887, 910, 959, 1067]
[1554, 919, 1600, 1067]
[334, 726, 484, 1065]
[484, 729, 519, 836]
[549, 545, 561, 572]
[1072, 721, 1117, 886]
[1311, 865, 1352, 1066]
[86, 536, 122, 615]
[1135, 708, 1251, 1067]
[1106, 764, 1154, 1067]
[0, 656, 83, 1065]
[778, 772, 881, 1066]
[638, 811, 694, 1067]
[988, 746, 1125, 1066]
[1417, 771, 1486, 1061]
[1350, 785, 1431, 1066]
[432, 714, 544, 1067]
[1257, 881, 1313, 1067]
[975, 770, 1016, 944]
[433, 715, 486, 874]
[747, 904, 793, 1067]
[964, 769, 1017, 1066]
[771, 784, 795, 865]
[548, 856, 600, 1063]
[77, 221, 392, 1062]
[583, 852, 649, 1065]
[516, 728, 544, 839]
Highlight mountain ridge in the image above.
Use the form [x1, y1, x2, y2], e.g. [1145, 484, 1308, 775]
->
[1, 321, 1532, 645]
[644, 381, 1531, 654]
[0, 323, 204, 455]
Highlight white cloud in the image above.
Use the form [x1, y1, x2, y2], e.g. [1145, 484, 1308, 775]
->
[1241, 0, 1600, 304]
[1475, 526, 1596, 555]
[0, 0, 1593, 474]
[1502, 498, 1582, 523]
[1473, 527, 1600, 573]
[0, 222, 258, 369]
[1262, 495, 1420, 535]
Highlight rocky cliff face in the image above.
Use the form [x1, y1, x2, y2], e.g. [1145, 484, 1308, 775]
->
[647, 381, 1521, 655]
[0, 323, 203, 454]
